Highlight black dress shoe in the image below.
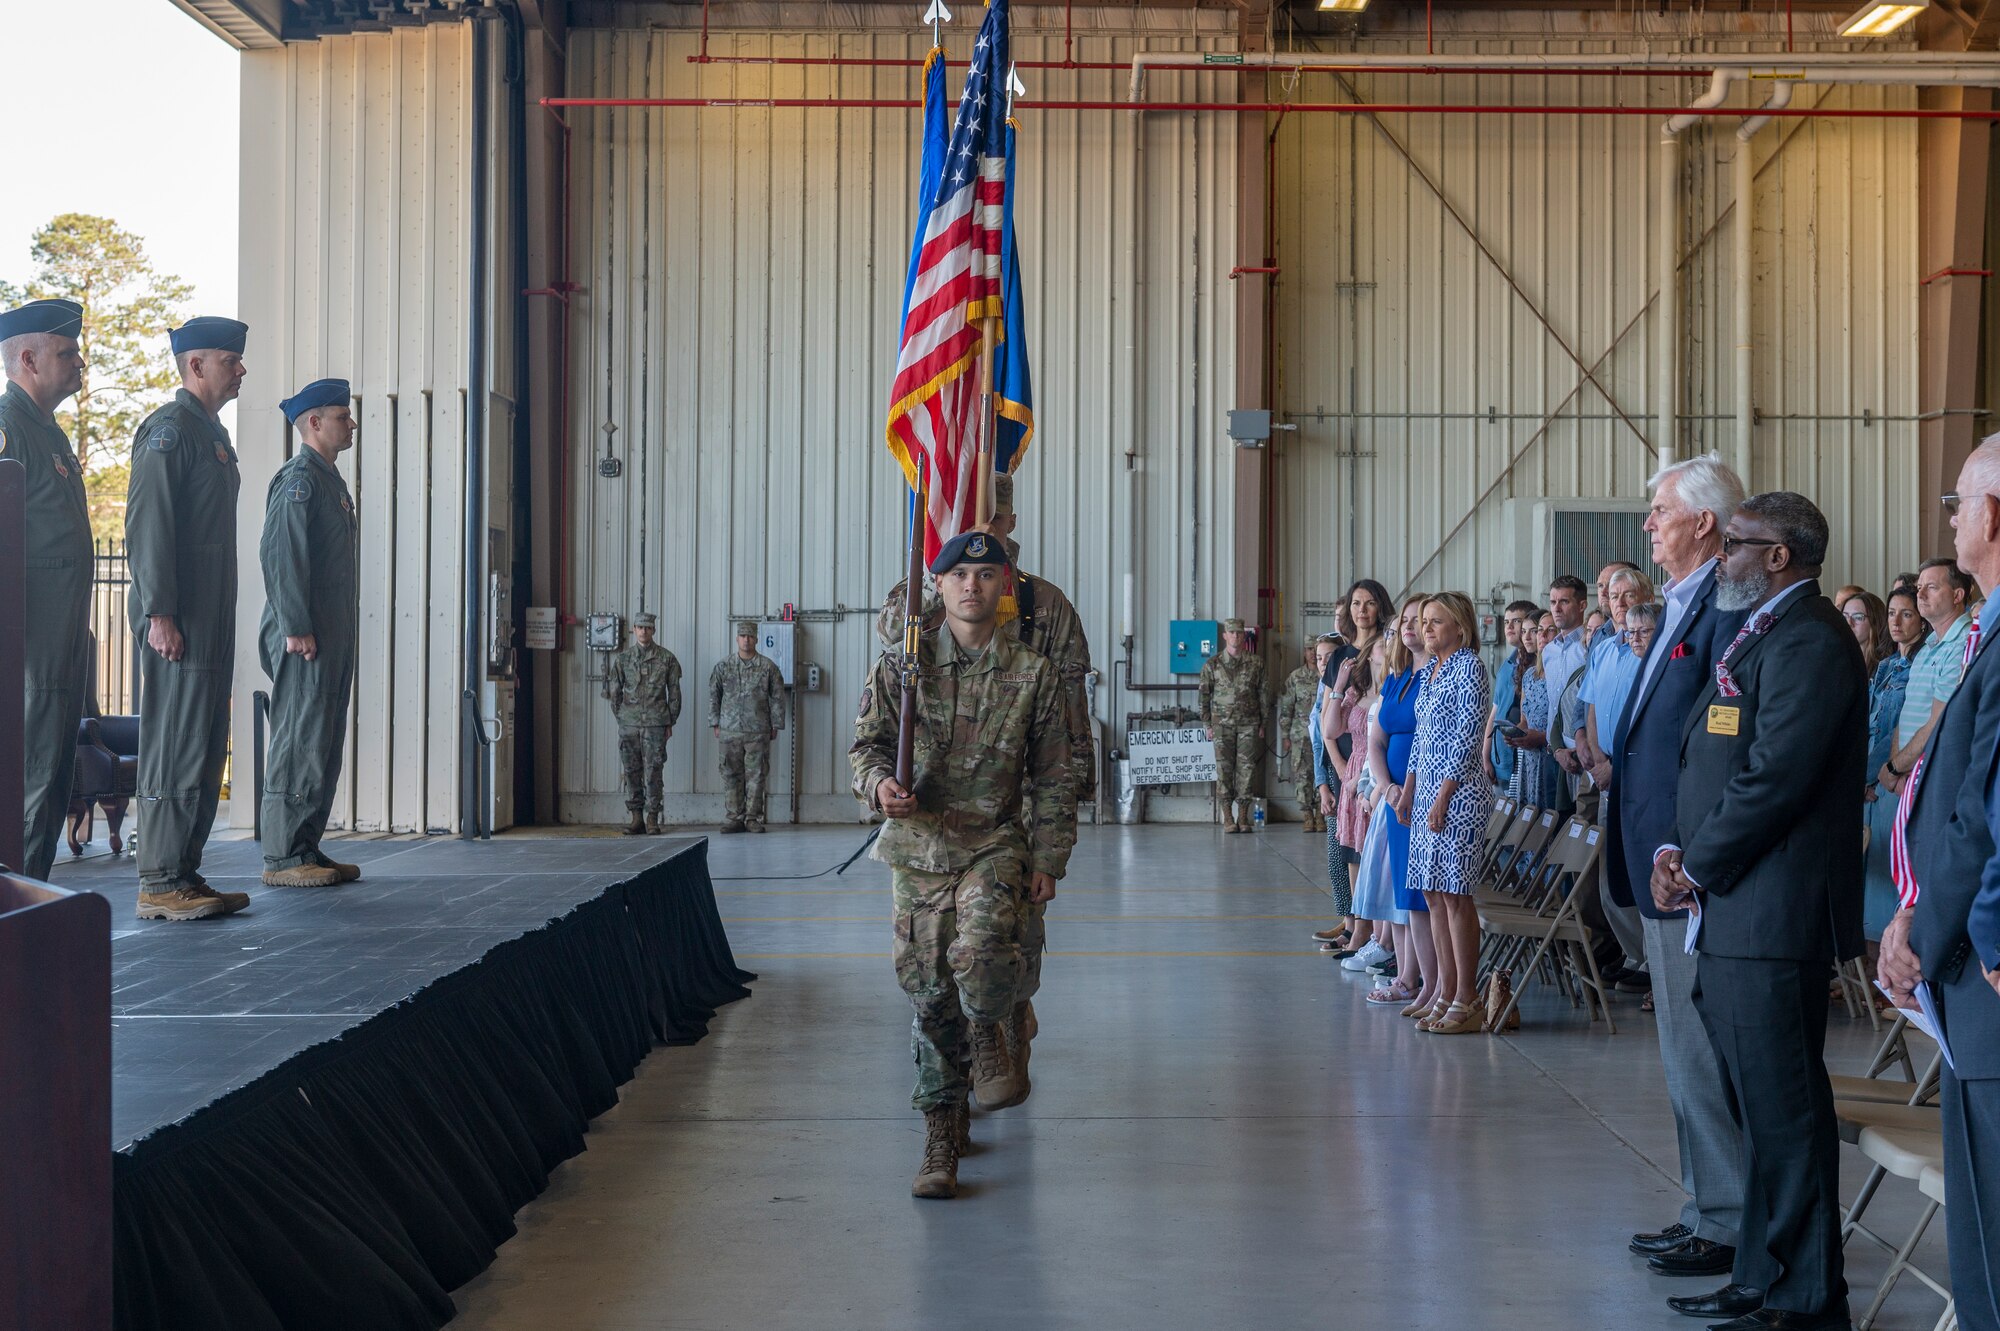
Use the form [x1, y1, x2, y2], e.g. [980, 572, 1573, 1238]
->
[1630, 1221, 1695, 1256]
[1667, 1284, 1764, 1319]
[1705, 1309, 1852, 1331]
[1648, 1236, 1737, 1277]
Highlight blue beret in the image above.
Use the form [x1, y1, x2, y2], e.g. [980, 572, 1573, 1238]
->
[169, 316, 248, 356]
[928, 529, 1011, 576]
[0, 299, 83, 342]
[280, 378, 351, 424]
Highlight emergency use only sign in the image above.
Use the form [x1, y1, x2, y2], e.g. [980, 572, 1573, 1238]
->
[1126, 726, 1219, 786]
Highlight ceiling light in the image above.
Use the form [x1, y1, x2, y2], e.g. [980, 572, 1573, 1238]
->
[1838, 0, 1928, 37]
[1317, 0, 1370, 11]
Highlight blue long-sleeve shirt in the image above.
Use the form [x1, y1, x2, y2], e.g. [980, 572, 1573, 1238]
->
[1976, 749, 2000, 971]
[1309, 682, 1334, 790]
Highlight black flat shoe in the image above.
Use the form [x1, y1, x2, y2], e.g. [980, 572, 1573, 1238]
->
[1630, 1222, 1695, 1256]
[1705, 1309, 1851, 1331]
[1667, 1284, 1763, 1319]
[1648, 1237, 1737, 1277]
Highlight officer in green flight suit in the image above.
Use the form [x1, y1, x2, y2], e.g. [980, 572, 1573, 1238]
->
[258, 379, 361, 889]
[0, 299, 92, 881]
[126, 316, 249, 921]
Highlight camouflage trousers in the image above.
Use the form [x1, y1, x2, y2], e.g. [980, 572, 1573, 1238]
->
[1211, 722, 1265, 804]
[892, 854, 1028, 1111]
[1285, 724, 1315, 813]
[618, 726, 667, 815]
[717, 737, 770, 827]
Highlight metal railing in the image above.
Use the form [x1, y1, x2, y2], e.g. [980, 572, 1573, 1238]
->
[87, 540, 138, 717]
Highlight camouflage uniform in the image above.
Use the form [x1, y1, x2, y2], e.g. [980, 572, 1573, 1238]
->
[604, 636, 681, 823]
[878, 554, 1090, 1004]
[1198, 643, 1270, 808]
[1278, 660, 1321, 824]
[1, 373, 92, 883]
[850, 629, 1075, 1111]
[708, 629, 786, 830]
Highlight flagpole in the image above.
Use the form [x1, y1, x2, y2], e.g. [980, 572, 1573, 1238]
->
[895, 474, 928, 789]
[975, 316, 998, 526]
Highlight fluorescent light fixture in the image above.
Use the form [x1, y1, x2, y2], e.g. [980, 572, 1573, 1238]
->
[1838, 0, 1927, 37]
[1317, 0, 1370, 11]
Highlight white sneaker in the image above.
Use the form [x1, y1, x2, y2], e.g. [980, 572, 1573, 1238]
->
[1342, 940, 1389, 972]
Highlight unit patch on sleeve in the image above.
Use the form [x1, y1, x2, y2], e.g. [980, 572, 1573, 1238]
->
[147, 423, 180, 452]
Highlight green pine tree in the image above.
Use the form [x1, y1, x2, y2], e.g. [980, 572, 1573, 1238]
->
[1, 213, 192, 543]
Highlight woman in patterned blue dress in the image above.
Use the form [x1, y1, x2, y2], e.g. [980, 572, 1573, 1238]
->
[1395, 592, 1493, 1035]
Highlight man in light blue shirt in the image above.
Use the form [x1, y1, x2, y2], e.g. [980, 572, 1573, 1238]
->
[1878, 558, 1973, 798]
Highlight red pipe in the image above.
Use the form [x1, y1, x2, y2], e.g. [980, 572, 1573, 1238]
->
[683, 55, 1716, 77]
[1920, 266, 1994, 285]
[1230, 265, 1281, 277]
[543, 96, 2000, 118]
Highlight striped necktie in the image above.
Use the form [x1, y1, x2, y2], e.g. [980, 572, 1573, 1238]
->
[1891, 607, 1984, 909]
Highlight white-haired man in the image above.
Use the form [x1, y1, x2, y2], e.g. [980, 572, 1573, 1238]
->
[1603, 453, 1759, 1318]
[0, 299, 91, 880]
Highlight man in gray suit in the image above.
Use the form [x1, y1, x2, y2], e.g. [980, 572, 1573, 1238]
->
[1882, 435, 2000, 1331]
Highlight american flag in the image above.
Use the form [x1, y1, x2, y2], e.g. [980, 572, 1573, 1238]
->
[884, 0, 1017, 566]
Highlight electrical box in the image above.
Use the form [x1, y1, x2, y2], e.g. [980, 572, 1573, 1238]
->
[1169, 619, 1220, 674]
[759, 621, 797, 686]
[1227, 409, 1272, 447]
[801, 662, 824, 692]
[480, 679, 515, 741]
[587, 613, 622, 651]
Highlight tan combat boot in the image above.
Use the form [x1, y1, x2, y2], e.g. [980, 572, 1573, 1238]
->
[912, 1105, 961, 1199]
[953, 1102, 973, 1154]
[136, 883, 243, 921]
[645, 813, 664, 835]
[970, 1020, 1027, 1110]
[314, 856, 362, 882]
[261, 863, 340, 888]
[1006, 1000, 1037, 1102]
[186, 874, 253, 913]
[623, 811, 645, 835]
[1222, 802, 1241, 833]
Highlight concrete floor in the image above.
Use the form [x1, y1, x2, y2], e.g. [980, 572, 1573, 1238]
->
[446, 824, 1954, 1331]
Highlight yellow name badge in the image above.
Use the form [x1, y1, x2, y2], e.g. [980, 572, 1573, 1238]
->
[1707, 705, 1741, 736]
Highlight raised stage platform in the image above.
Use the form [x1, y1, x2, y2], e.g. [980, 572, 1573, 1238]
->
[59, 835, 751, 1331]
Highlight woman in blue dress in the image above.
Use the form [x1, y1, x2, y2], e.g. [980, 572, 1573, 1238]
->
[1369, 599, 1437, 1014]
[1504, 612, 1565, 811]
[1862, 587, 1926, 939]
[1397, 593, 1493, 1036]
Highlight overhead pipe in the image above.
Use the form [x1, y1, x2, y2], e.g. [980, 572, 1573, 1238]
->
[688, 55, 1720, 76]
[1657, 71, 1734, 466]
[1130, 50, 2000, 101]
[1733, 81, 1792, 482]
[541, 96, 2000, 118]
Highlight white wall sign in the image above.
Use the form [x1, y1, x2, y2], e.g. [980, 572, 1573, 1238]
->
[1127, 726, 1218, 786]
[525, 606, 558, 651]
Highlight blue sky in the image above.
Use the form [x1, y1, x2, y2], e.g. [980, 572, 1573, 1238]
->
[0, 0, 239, 317]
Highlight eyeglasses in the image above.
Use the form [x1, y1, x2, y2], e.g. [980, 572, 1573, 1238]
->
[1720, 535, 1785, 556]
[1943, 492, 1994, 517]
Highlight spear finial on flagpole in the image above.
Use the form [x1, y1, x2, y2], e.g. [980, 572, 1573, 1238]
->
[924, 0, 952, 44]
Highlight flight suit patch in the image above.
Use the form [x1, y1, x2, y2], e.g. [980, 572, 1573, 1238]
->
[287, 477, 313, 504]
[147, 423, 179, 451]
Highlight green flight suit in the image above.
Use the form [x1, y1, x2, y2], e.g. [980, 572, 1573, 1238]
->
[257, 446, 357, 871]
[1, 382, 92, 880]
[126, 389, 240, 891]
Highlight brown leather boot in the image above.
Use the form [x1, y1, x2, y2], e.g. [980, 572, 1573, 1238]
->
[623, 811, 645, 835]
[136, 882, 244, 920]
[912, 1105, 961, 1199]
[970, 1020, 1027, 1110]
[313, 856, 362, 882]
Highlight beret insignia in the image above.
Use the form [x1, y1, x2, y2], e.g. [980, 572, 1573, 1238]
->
[147, 423, 180, 452]
[967, 533, 988, 558]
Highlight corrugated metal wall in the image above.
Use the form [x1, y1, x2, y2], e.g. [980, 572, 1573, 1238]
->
[236, 22, 512, 833]
[558, 16, 1242, 823]
[1270, 33, 1922, 640]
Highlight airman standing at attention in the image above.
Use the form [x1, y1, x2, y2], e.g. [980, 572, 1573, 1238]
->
[127, 316, 249, 921]
[604, 613, 680, 834]
[708, 621, 786, 834]
[1199, 617, 1270, 834]
[258, 379, 360, 889]
[1278, 641, 1324, 832]
[0, 299, 92, 881]
[851, 530, 1075, 1200]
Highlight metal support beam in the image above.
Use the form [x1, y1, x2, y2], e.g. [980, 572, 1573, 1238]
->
[1917, 86, 1993, 555]
[1233, 1, 1271, 629]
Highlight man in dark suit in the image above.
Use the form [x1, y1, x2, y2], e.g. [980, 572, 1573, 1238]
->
[1607, 453, 1751, 1286]
[1655, 491, 1866, 1331]
[1880, 438, 2000, 1331]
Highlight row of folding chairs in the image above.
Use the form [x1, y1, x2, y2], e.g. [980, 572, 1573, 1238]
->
[1468, 796, 1617, 1034]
